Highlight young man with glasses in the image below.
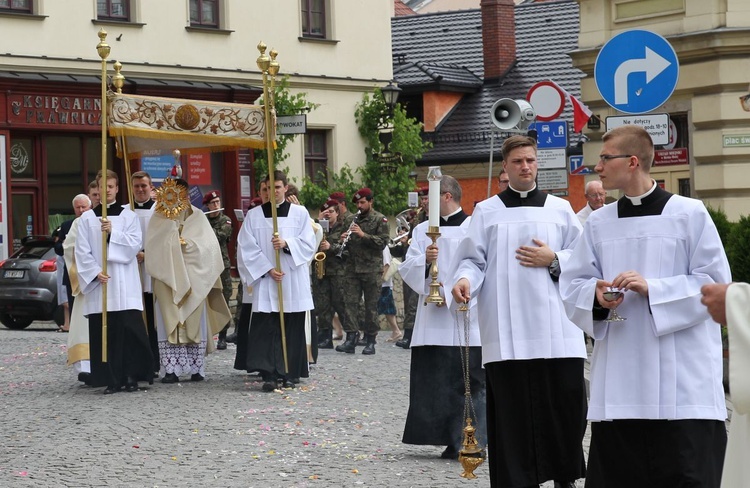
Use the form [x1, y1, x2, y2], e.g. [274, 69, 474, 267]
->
[561, 125, 730, 487]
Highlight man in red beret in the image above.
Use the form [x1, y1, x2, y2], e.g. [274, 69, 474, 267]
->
[313, 199, 349, 348]
[203, 190, 234, 350]
[329, 191, 353, 223]
[335, 188, 389, 355]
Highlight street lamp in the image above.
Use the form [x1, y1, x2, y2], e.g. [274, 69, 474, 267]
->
[381, 81, 402, 115]
[376, 81, 403, 173]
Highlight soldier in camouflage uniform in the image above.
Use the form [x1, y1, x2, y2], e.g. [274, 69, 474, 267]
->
[390, 186, 429, 349]
[335, 188, 389, 355]
[203, 190, 234, 349]
[314, 199, 352, 349]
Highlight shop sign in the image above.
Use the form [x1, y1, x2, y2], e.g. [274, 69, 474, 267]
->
[654, 148, 688, 166]
[7, 93, 102, 130]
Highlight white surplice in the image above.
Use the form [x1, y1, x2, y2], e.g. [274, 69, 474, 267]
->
[62, 218, 90, 373]
[236, 203, 316, 313]
[130, 204, 154, 294]
[400, 218, 481, 347]
[75, 206, 143, 316]
[560, 196, 730, 421]
[451, 195, 585, 363]
[722, 282, 750, 488]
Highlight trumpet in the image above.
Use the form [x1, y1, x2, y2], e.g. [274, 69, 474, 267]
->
[335, 210, 360, 259]
[390, 231, 409, 245]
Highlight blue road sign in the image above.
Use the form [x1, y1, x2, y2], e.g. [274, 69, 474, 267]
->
[569, 155, 593, 175]
[531, 120, 568, 148]
[594, 30, 679, 114]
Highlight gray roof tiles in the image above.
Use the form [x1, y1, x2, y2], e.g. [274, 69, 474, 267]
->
[392, 0, 583, 164]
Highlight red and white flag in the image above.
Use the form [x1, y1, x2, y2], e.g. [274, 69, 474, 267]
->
[548, 80, 593, 133]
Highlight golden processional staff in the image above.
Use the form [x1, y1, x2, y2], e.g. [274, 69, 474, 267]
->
[256, 42, 289, 374]
[96, 29, 110, 362]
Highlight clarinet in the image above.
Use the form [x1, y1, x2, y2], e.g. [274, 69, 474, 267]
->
[335, 210, 361, 259]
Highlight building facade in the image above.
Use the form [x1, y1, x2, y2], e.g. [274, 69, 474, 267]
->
[0, 0, 393, 258]
[572, 0, 750, 220]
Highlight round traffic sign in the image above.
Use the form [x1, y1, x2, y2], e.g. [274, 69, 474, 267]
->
[527, 81, 566, 122]
[594, 30, 679, 114]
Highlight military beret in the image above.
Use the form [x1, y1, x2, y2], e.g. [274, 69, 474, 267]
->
[247, 197, 263, 210]
[202, 190, 221, 206]
[329, 191, 346, 203]
[417, 186, 429, 197]
[320, 199, 339, 212]
[352, 187, 372, 202]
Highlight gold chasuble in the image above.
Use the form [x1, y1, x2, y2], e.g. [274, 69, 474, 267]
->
[145, 204, 231, 348]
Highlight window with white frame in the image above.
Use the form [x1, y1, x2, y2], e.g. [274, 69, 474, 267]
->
[301, 0, 327, 38]
[0, 0, 32, 13]
[190, 0, 219, 28]
[305, 130, 329, 185]
[97, 0, 130, 21]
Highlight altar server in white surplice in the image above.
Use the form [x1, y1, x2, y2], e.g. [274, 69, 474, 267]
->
[75, 169, 153, 394]
[701, 282, 750, 488]
[129, 170, 159, 374]
[237, 170, 316, 392]
[451, 136, 587, 488]
[399, 175, 485, 461]
[560, 125, 730, 488]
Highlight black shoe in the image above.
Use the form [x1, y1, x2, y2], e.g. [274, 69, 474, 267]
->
[282, 379, 296, 389]
[225, 332, 238, 344]
[125, 378, 138, 392]
[190, 373, 204, 382]
[318, 328, 333, 349]
[103, 386, 119, 395]
[161, 373, 179, 384]
[77, 372, 90, 383]
[335, 332, 359, 354]
[216, 338, 227, 350]
[396, 328, 413, 349]
[261, 381, 277, 392]
[440, 445, 459, 460]
[362, 334, 376, 355]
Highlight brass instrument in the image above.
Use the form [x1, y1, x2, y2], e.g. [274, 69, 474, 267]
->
[314, 219, 329, 279]
[335, 210, 360, 258]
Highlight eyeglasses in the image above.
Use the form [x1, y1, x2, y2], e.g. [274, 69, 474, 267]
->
[598, 154, 632, 163]
[586, 193, 607, 199]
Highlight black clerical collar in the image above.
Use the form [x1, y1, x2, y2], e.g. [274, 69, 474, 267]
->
[617, 183, 672, 218]
[134, 199, 154, 209]
[441, 209, 467, 226]
[94, 201, 123, 216]
[262, 200, 291, 218]
[498, 184, 547, 208]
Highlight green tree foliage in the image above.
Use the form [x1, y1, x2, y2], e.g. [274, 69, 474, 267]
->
[354, 89, 432, 215]
[298, 165, 360, 210]
[298, 88, 431, 215]
[727, 214, 750, 283]
[254, 76, 319, 178]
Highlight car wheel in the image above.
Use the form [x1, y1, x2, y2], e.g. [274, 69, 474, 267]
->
[53, 305, 65, 326]
[0, 313, 34, 330]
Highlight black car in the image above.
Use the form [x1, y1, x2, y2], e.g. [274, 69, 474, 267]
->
[0, 235, 64, 329]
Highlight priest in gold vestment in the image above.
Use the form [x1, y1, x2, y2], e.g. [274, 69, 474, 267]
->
[145, 178, 231, 383]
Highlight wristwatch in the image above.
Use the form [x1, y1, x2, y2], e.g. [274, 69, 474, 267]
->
[548, 254, 560, 278]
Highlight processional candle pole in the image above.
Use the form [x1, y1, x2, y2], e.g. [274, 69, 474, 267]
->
[96, 29, 110, 362]
[424, 166, 444, 306]
[257, 42, 289, 374]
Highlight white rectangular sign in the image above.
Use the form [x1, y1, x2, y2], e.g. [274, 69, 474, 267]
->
[537, 169, 568, 191]
[605, 113, 669, 145]
[537, 148, 567, 169]
[276, 114, 307, 135]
